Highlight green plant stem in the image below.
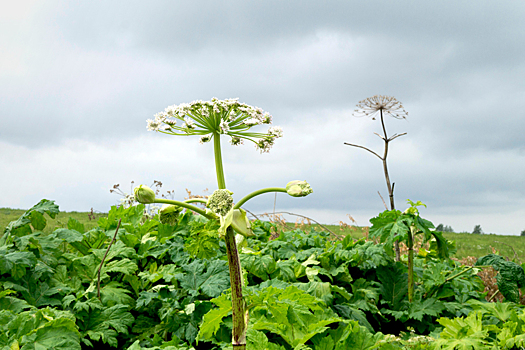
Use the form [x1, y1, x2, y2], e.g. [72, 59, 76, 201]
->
[224, 225, 246, 349]
[424, 265, 492, 299]
[407, 227, 414, 303]
[234, 188, 287, 209]
[213, 132, 245, 348]
[214, 132, 226, 190]
[97, 219, 121, 300]
[153, 199, 214, 219]
[488, 289, 500, 302]
[184, 198, 208, 204]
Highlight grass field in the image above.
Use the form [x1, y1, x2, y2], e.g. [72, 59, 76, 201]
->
[2, 207, 524, 263]
[281, 221, 525, 264]
[0, 207, 106, 234]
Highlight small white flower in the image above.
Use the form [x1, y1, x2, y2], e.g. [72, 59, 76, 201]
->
[244, 118, 260, 126]
[219, 120, 230, 134]
[255, 138, 274, 153]
[261, 112, 272, 124]
[230, 137, 244, 146]
[268, 126, 283, 138]
[146, 119, 160, 131]
[183, 117, 195, 129]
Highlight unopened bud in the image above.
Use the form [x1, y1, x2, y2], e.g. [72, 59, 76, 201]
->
[133, 185, 156, 204]
[159, 204, 182, 226]
[286, 180, 313, 197]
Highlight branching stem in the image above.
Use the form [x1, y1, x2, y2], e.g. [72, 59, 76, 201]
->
[153, 198, 214, 219]
[234, 188, 287, 209]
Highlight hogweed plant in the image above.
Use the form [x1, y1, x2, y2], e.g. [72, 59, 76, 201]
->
[369, 200, 450, 303]
[136, 98, 312, 349]
[345, 95, 408, 261]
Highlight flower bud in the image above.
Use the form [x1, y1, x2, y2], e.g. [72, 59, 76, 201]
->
[206, 189, 234, 217]
[159, 204, 182, 226]
[286, 180, 313, 197]
[134, 185, 156, 204]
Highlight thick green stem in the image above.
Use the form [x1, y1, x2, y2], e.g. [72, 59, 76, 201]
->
[213, 132, 245, 348]
[153, 198, 214, 219]
[407, 227, 414, 303]
[234, 188, 287, 209]
[214, 132, 226, 189]
[224, 226, 246, 349]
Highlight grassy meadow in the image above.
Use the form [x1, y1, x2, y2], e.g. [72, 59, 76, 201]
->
[0, 207, 106, 234]
[282, 221, 525, 263]
[2, 207, 524, 263]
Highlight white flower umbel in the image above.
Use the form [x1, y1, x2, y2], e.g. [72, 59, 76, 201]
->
[147, 98, 282, 152]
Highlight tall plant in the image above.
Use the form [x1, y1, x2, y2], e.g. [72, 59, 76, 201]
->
[134, 98, 312, 349]
[345, 95, 408, 261]
[369, 200, 448, 302]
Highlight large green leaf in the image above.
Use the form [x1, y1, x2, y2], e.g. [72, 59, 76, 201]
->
[2, 200, 59, 242]
[175, 259, 230, 298]
[376, 263, 408, 310]
[4, 308, 80, 350]
[196, 293, 232, 342]
[476, 254, 525, 303]
[80, 304, 134, 348]
[99, 281, 135, 307]
[435, 311, 490, 350]
[334, 320, 383, 350]
[0, 295, 33, 313]
[0, 250, 37, 279]
[249, 285, 341, 348]
[20, 317, 81, 350]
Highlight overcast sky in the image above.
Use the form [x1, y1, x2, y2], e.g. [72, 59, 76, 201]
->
[2, 1, 525, 235]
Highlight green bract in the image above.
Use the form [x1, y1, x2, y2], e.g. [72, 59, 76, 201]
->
[231, 208, 253, 237]
[159, 204, 182, 226]
[286, 180, 313, 197]
[133, 185, 155, 204]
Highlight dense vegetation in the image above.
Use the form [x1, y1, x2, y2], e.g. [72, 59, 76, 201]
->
[3, 207, 524, 263]
[2, 200, 525, 349]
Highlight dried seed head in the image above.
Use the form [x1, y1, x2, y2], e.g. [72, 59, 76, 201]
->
[353, 95, 408, 120]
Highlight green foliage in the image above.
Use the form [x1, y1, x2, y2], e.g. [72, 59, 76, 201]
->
[476, 253, 525, 303]
[1, 199, 59, 246]
[369, 200, 439, 258]
[0, 200, 503, 349]
[0, 307, 81, 350]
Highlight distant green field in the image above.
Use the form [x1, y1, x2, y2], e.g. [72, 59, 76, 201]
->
[284, 222, 525, 264]
[2, 207, 524, 263]
[0, 207, 106, 234]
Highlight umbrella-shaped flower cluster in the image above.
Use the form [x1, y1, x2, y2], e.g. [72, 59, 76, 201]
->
[147, 97, 283, 153]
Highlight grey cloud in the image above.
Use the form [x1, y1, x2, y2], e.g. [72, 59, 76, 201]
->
[2, 1, 525, 234]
